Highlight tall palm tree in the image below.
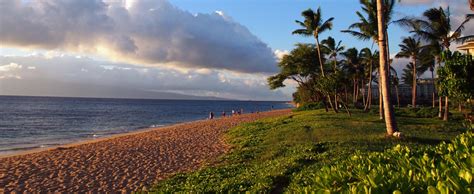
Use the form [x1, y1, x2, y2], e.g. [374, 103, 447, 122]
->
[360, 48, 378, 111]
[403, 7, 472, 121]
[342, 0, 395, 121]
[395, 37, 424, 107]
[376, 0, 398, 135]
[293, 7, 334, 77]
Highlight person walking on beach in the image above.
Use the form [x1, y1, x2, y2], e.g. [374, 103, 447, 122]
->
[209, 112, 214, 119]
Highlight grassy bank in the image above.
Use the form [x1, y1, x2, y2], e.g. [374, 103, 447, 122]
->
[150, 109, 468, 192]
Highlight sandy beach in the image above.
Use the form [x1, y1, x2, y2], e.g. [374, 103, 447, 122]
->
[0, 109, 291, 193]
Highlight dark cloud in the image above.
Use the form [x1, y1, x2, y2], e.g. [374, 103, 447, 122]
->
[0, 0, 278, 73]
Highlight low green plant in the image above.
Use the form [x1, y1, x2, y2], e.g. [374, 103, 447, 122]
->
[395, 107, 439, 118]
[149, 110, 466, 193]
[289, 132, 473, 193]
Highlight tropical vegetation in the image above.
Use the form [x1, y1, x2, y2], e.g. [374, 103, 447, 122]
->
[150, 1, 474, 192]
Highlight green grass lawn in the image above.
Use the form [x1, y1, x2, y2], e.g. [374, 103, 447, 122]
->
[150, 109, 468, 193]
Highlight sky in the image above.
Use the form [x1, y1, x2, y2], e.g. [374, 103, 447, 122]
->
[0, 0, 472, 101]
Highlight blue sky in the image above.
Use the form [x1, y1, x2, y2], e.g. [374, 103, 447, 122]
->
[169, 0, 433, 53]
[0, 0, 472, 100]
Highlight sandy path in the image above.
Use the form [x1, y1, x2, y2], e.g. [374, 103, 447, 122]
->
[0, 109, 291, 193]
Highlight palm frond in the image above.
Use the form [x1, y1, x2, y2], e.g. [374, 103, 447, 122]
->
[341, 30, 371, 41]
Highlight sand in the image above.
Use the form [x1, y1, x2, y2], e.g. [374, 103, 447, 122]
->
[0, 109, 291, 193]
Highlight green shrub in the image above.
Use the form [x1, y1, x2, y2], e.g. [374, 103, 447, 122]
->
[293, 102, 326, 112]
[395, 107, 439, 118]
[288, 132, 473, 193]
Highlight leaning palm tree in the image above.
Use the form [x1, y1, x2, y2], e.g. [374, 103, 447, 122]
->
[399, 7, 473, 121]
[395, 37, 424, 107]
[376, 0, 398, 135]
[293, 7, 334, 77]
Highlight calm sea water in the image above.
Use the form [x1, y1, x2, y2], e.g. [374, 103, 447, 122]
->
[0, 96, 291, 155]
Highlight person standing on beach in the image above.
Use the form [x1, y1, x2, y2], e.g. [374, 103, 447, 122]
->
[209, 112, 214, 119]
[222, 111, 226, 117]
[231, 109, 235, 116]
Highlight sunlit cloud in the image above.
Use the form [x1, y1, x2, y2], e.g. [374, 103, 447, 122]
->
[0, 0, 278, 73]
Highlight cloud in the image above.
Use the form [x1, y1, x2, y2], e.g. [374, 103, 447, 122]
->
[0, 55, 290, 100]
[274, 49, 289, 61]
[0, 0, 278, 73]
[398, 0, 436, 5]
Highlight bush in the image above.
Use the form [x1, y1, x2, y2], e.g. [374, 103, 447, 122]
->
[288, 132, 473, 193]
[395, 107, 439, 118]
[293, 102, 326, 112]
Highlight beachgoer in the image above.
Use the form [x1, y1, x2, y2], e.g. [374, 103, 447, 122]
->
[240, 108, 244, 114]
[231, 109, 235, 116]
[222, 111, 226, 117]
[209, 112, 214, 119]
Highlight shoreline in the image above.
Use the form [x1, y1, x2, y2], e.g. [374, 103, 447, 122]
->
[0, 109, 288, 159]
[0, 120, 196, 159]
[0, 109, 292, 192]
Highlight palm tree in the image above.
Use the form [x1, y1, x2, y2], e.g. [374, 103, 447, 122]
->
[321, 36, 345, 71]
[359, 48, 378, 111]
[341, 48, 363, 104]
[376, 0, 398, 135]
[391, 74, 400, 108]
[293, 7, 334, 77]
[395, 37, 424, 107]
[401, 7, 472, 121]
[322, 36, 345, 109]
[342, 0, 396, 121]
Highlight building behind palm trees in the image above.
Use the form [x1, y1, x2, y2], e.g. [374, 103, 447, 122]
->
[368, 78, 435, 106]
[457, 40, 474, 55]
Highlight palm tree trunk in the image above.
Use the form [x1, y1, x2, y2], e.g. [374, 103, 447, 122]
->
[328, 95, 338, 113]
[315, 37, 325, 77]
[443, 96, 449, 121]
[362, 79, 366, 107]
[439, 96, 443, 118]
[412, 59, 417, 107]
[365, 73, 372, 111]
[368, 64, 373, 110]
[345, 86, 348, 103]
[355, 79, 359, 104]
[376, 0, 398, 135]
[431, 69, 435, 108]
[437, 58, 442, 118]
[396, 85, 400, 108]
[353, 78, 357, 104]
[333, 56, 338, 110]
[379, 82, 383, 120]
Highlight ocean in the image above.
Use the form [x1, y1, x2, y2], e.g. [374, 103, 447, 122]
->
[0, 95, 291, 155]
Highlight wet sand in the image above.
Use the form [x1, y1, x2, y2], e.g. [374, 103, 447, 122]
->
[0, 109, 291, 193]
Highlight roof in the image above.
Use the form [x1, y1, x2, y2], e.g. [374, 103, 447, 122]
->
[457, 40, 474, 50]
